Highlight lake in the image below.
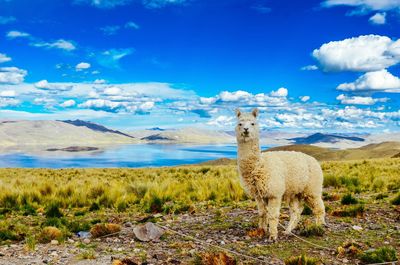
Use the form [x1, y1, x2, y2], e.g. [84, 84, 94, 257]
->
[0, 144, 268, 168]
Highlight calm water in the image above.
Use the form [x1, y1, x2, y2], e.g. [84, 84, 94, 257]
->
[0, 144, 269, 168]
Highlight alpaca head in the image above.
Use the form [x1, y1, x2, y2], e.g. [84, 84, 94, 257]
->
[235, 108, 260, 143]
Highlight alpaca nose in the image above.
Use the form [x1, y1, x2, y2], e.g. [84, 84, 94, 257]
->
[244, 128, 249, 132]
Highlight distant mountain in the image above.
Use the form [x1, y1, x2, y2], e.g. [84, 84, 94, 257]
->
[290, 133, 364, 144]
[62, 119, 134, 138]
[147, 127, 166, 131]
[141, 134, 172, 141]
[134, 127, 235, 144]
[0, 120, 137, 151]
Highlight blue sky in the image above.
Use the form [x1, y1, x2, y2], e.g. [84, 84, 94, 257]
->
[0, 0, 400, 131]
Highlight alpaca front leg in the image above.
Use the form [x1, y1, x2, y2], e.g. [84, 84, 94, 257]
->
[285, 197, 303, 235]
[267, 197, 282, 240]
[256, 197, 268, 232]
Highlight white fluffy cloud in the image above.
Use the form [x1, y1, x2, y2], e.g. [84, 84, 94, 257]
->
[369, 12, 386, 24]
[94, 79, 107, 84]
[0, 67, 27, 84]
[0, 90, 16, 97]
[301, 65, 318, 71]
[312, 35, 400, 72]
[0, 53, 11, 63]
[6, 30, 30, 39]
[337, 69, 400, 92]
[336, 94, 389, 105]
[219, 90, 251, 102]
[34, 80, 73, 92]
[270, 87, 288, 97]
[102, 86, 122, 96]
[207, 115, 235, 127]
[125, 21, 140, 29]
[78, 98, 155, 113]
[143, 0, 188, 8]
[300, 96, 310, 102]
[199, 97, 218, 105]
[200, 88, 289, 107]
[0, 97, 19, 107]
[322, 0, 400, 11]
[74, 0, 130, 8]
[75, 62, 91, 71]
[32, 39, 76, 51]
[79, 99, 126, 112]
[60, 99, 76, 108]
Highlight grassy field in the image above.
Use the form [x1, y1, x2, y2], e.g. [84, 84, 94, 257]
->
[0, 158, 400, 264]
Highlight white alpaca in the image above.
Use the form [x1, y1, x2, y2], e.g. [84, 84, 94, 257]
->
[235, 108, 325, 240]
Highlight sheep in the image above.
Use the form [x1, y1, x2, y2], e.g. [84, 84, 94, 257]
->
[235, 108, 325, 240]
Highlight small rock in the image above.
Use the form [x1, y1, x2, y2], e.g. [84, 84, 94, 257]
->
[83, 238, 91, 244]
[343, 258, 349, 263]
[50, 240, 59, 245]
[206, 239, 213, 243]
[67, 238, 74, 244]
[77, 231, 91, 238]
[220, 241, 225, 245]
[50, 251, 58, 257]
[124, 222, 133, 227]
[352, 225, 363, 231]
[133, 222, 164, 242]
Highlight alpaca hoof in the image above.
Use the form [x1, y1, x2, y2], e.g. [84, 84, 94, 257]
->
[268, 235, 277, 242]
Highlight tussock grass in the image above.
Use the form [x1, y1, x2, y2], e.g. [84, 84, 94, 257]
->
[0, 166, 245, 214]
[284, 254, 321, 265]
[359, 247, 398, 264]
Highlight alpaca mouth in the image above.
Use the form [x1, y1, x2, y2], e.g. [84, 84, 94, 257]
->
[242, 132, 249, 137]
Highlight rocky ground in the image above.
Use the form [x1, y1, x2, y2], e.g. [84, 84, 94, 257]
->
[1, 194, 399, 265]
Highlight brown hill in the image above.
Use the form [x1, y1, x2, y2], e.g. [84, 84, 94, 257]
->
[265, 141, 400, 161]
[392, 152, 400, 158]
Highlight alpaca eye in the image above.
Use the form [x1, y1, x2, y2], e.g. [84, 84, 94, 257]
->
[238, 123, 242, 126]
[251, 123, 255, 126]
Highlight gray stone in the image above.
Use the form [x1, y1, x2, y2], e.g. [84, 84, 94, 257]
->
[133, 222, 164, 242]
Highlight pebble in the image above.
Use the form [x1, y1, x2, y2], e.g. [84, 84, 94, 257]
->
[352, 225, 363, 231]
[220, 241, 225, 245]
[67, 238, 74, 244]
[206, 239, 213, 243]
[124, 222, 132, 227]
[83, 238, 91, 244]
[343, 258, 349, 263]
[50, 240, 59, 245]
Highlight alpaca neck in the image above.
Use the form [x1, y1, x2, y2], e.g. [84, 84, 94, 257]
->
[237, 138, 261, 169]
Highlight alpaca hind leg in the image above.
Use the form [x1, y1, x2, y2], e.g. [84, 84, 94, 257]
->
[306, 195, 326, 225]
[266, 197, 282, 240]
[285, 197, 303, 234]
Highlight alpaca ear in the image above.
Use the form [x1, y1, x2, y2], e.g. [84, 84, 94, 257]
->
[235, 108, 241, 118]
[252, 108, 259, 118]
